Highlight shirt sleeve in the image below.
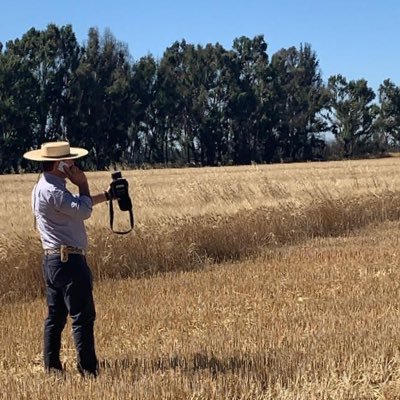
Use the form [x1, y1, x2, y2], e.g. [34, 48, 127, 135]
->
[53, 189, 93, 220]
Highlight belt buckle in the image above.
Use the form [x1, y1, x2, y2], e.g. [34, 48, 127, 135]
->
[60, 245, 69, 263]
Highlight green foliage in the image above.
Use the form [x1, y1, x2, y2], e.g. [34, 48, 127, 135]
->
[377, 79, 400, 145]
[0, 25, 392, 173]
[327, 75, 379, 157]
[68, 28, 134, 169]
[271, 44, 329, 161]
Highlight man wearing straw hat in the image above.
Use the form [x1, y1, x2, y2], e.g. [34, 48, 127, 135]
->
[24, 141, 111, 377]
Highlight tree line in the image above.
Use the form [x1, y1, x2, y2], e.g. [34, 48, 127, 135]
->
[1, 24, 400, 173]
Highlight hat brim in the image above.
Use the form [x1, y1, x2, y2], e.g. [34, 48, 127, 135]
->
[23, 147, 88, 161]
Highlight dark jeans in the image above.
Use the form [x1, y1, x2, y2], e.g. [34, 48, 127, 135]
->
[43, 253, 98, 376]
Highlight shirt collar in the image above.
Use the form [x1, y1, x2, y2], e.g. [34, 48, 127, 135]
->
[43, 172, 66, 188]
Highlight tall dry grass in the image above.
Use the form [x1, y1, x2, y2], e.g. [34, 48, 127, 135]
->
[1, 158, 400, 398]
[1, 159, 400, 302]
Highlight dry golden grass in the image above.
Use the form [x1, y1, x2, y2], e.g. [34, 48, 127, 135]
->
[2, 158, 400, 398]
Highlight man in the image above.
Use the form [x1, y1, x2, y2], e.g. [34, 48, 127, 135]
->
[23, 141, 111, 377]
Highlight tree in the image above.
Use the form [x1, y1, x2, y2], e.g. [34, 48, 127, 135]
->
[195, 43, 231, 165]
[377, 79, 400, 145]
[155, 40, 193, 164]
[0, 24, 83, 171]
[270, 44, 328, 161]
[225, 35, 269, 164]
[0, 44, 40, 171]
[69, 28, 134, 169]
[129, 55, 158, 164]
[327, 75, 379, 157]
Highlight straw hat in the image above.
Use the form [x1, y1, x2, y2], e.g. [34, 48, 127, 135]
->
[23, 141, 88, 161]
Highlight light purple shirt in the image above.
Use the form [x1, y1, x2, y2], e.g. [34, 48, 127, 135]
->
[32, 173, 93, 250]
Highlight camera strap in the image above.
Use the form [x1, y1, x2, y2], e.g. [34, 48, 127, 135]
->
[109, 198, 134, 234]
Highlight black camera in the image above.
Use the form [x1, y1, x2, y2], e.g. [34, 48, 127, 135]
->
[108, 171, 134, 234]
[110, 171, 132, 211]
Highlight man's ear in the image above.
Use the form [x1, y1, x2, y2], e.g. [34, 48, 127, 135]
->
[42, 161, 57, 172]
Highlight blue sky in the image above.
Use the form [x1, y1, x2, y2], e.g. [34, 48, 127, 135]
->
[1, 0, 399, 93]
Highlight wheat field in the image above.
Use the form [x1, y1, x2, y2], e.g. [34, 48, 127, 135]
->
[2, 158, 400, 399]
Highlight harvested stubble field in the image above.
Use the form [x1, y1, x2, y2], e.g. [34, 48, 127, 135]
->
[2, 158, 400, 399]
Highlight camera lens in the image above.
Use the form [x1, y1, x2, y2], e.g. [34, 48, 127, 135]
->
[111, 171, 122, 180]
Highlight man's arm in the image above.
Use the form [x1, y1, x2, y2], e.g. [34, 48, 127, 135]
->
[78, 181, 91, 198]
[64, 166, 111, 206]
[61, 166, 93, 218]
[91, 192, 109, 206]
[56, 190, 93, 220]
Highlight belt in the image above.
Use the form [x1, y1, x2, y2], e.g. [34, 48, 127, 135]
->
[44, 246, 85, 262]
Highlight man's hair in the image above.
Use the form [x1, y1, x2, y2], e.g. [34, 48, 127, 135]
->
[42, 161, 56, 172]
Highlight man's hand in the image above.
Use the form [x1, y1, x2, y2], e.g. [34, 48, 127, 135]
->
[63, 165, 91, 198]
[63, 165, 88, 187]
[107, 184, 119, 200]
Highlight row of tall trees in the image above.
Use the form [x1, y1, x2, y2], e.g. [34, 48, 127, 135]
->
[1, 24, 400, 172]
